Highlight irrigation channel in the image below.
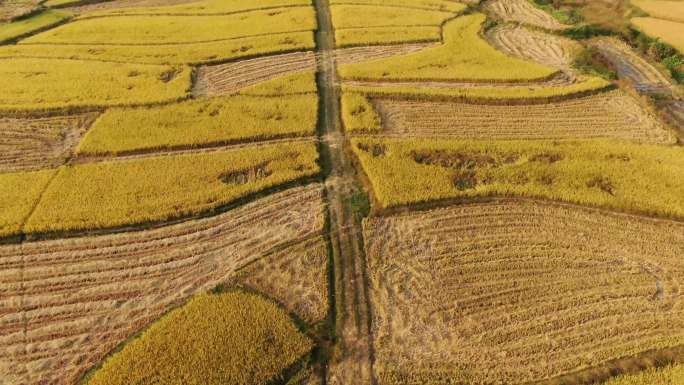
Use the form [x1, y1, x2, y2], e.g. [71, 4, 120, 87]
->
[313, 0, 376, 383]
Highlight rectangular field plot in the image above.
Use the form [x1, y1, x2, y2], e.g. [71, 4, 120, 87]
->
[0, 58, 190, 112]
[631, 17, 684, 52]
[21, 7, 316, 45]
[0, 32, 316, 65]
[79, 0, 313, 16]
[0, 170, 56, 237]
[364, 201, 684, 385]
[0, 184, 326, 385]
[0, 10, 71, 43]
[372, 90, 674, 144]
[352, 138, 684, 218]
[77, 93, 317, 154]
[12, 141, 319, 234]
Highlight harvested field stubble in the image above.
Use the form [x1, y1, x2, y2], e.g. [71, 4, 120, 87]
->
[235, 235, 329, 323]
[486, 24, 580, 75]
[334, 43, 435, 65]
[84, 292, 313, 385]
[352, 138, 684, 217]
[0, 184, 325, 385]
[0, 113, 98, 172]
[364, 201, 684, 385]
[193, 51, 316, 96]
[0, 0, 40, 21]
[373, 90, 673, 143]
[19, 142, 320, 234]
[484, 0, 568, 30]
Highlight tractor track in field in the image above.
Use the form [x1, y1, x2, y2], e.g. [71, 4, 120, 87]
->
[314, 0, 375, 384]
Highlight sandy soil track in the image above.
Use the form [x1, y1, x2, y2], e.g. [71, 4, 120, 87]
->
[590, 37, 673, 95]
[0, 114, 98, 173]
[0, 184, 325, 385]
[373, 90, 673, 143]
[364, 199, 684, 385]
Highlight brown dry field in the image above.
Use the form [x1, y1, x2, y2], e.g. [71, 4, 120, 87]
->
[192, 51, 317, 96]
[483, 0, 568, 30]
[0, 114, 98, 173]
[0, 184, 326, 385]
[334, 43, 435, 65]
[0, 0, 39, 21]
[364, 199, 684, 385]
[590, 37, 674, 95]
[372, 89, 674, 143]
[486, 24, 580, 77]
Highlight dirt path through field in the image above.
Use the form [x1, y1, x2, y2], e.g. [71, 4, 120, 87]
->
[314, 0, 375, 384]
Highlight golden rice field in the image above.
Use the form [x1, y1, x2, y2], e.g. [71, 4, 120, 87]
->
[338, 13, 558, 81]
[602, 364, 684, 385]
[77, 94, 317, 154]
[20, 141, 319, 234]
[334, 43, 435, 64]
[352, 138, 684, 217]
[370, 90, 674, 143]
[631, 17, 684, 52]
[236, 71, 318, 96]
[21, 7, 316, 45]
[0, 169, 56, 238]
[79, 0, 313, 17]
[0, 113, 98, 172]
[364, 200, 684, 385]
[341, 93, 382, 133]
[330, 2, 462, 46]
[0, 10, 71, 43]
[0, 58, 191, 112]
[84, 291, 312, 385]
[0, 184, 326, 385]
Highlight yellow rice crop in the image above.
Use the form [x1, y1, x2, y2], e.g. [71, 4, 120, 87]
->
[330, 0, 466, 12]
[0, 58, 190, 111]
[338, 13, 558, 81]
[77, 94, 318, 154]
[238, 71, 318, 96]
[0, 169, 56, 237]
[341, 93, 381, 133]
[632, 0, 684, 23]
[0, 10, 71, 43]
[22, 7, 316, 45]
[79, 0, 312, 17]
[602, 364, 684, 385]
[331, 4, 452, 28]
[0, 32, 315, 65]
[335, 26, 442, 47]
[352, 137, 684, 218]
[85, 291, 312, 385]
[631, 17, 684, 52]
[22, 142, 319, 233]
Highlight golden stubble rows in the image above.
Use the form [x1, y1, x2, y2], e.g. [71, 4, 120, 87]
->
[0, 184, 325, 385]
[363, 200, 684, 385]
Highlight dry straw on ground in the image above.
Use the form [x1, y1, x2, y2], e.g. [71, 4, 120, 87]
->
[364, 200, 684, 385]
[0, 184, 325, 385]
